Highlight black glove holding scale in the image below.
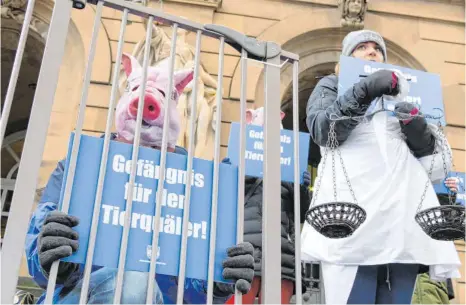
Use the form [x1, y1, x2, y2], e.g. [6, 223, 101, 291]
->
[214, 242, 255, 296]
[353, 69, 400, 105]
[395, 101, 436, 158]
[37, 211, 80, 283]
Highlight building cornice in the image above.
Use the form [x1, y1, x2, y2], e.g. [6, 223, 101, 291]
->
[161, 0, 222, 8]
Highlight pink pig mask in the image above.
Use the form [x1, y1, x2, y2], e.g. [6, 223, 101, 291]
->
[115, 53, 194, 149]
[246, 107, 285, 129]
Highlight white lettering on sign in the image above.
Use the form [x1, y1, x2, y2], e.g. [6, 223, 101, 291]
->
[112, 154, 205, 188]
[403, 96, 422, 105]
[364, 65, 418, 83]
[248, 129, 291, 144]
[252, 141, 283, 153]
[101, 204, 208, 239]
[245, 150, 291, 166]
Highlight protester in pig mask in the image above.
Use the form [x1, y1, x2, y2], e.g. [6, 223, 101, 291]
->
[221, 107, 312, 304]
[301, 29, 461, 304]
[25, 53, 255, 304]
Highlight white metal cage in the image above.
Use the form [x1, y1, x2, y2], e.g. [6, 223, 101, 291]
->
[0, 0, 325, 304]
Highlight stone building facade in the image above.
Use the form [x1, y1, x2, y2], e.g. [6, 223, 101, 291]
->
[1, 0, 464, 302]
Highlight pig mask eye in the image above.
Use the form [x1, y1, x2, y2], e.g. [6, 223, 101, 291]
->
[132, 85, 139, 92]
[157, 89, 166, 98]
[155, 88, 179, 102]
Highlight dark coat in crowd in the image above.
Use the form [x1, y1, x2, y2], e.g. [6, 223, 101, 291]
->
[243, 176, 311, 282]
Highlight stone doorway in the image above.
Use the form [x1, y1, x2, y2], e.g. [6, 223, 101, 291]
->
[1, 4, 46, 239]
[281, 62, 337, 134]
[0, 4, 48, 299]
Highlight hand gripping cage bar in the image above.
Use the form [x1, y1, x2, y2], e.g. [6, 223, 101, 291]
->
[0, 0, 305, 304]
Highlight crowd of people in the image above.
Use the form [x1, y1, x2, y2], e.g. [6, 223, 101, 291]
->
[24, 29, 463, 304]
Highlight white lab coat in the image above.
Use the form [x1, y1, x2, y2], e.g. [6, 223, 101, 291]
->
[301, 108, 461, 303]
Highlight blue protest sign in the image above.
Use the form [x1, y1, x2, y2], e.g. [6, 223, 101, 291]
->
[338, 55, 445, 125]
[226, 123, 310, 183]
[59, 133, 238, 283]
[433, 172, 465, 206]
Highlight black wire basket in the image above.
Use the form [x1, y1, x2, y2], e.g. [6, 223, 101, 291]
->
[415, 205, 465, 241]
[414, 121, 465, 241]
[305, 202, 366, 239]
[305, 121, 367, 239]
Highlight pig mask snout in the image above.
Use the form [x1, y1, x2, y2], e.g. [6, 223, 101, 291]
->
[117, 53, 194, 147]
[128, 95, 161, 122]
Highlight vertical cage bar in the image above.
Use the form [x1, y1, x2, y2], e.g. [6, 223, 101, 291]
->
[206, 36, 225, 304]
[78, 8, 129, 304]
[113, 15, 154, 304]
[176, 29, 202, 304]
[234, 48, 248, 305]
[44, 2, 104, 303]
[0, 1, 73, 303]
[261, 54, 282, 304]
[0, 0, 36, 146]
[292, 60, 303, 305]
[146, 22, 179, 305]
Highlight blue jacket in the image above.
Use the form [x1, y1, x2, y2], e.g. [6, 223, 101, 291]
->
[25, 136, 231, 304]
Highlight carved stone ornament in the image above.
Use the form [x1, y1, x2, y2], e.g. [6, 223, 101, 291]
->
[338, 0, 368, 29]
[1, 0, 27, 19]
[1, 0, 49, 39]
[1, 0, 28, 9]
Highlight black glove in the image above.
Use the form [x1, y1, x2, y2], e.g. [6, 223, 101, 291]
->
[354, 70, 400, 105]
[394, 101, 423, 124]
[38, 211, 80, 283]
[395, 102, 435, 158]
[215, 242, 255, 296]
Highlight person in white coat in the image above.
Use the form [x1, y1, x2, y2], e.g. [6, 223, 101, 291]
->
[301, 29, 461, 304]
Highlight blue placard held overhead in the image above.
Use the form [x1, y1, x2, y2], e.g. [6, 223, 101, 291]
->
[338, 55, 446, 125]
[227, 123, 310, 183]
[59, 133, 238, 283]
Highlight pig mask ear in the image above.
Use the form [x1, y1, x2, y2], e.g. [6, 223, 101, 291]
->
[246, 109, 254, 124]
[174, 69, 194, 95]
[280, 110, 285, 121]
[121, 53, 141, 77]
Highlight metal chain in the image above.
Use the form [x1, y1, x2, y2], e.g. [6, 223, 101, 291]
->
[309, 149, 328, 208]
[441, 123, 465, 205]
[445, 127, 461, 203]
[416, 121, 449, 213]
[330, 121, 359, 204]
[310, 121, 359, 207]
[312, 114, 453, 212]
[416, 146, 437, 213]
[336, 147, 359, 204]
[438, 122, 455, 205]
[330, 123, 338, 202]
[438, 122, 459, 205]
[309, 122, 333, 208]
